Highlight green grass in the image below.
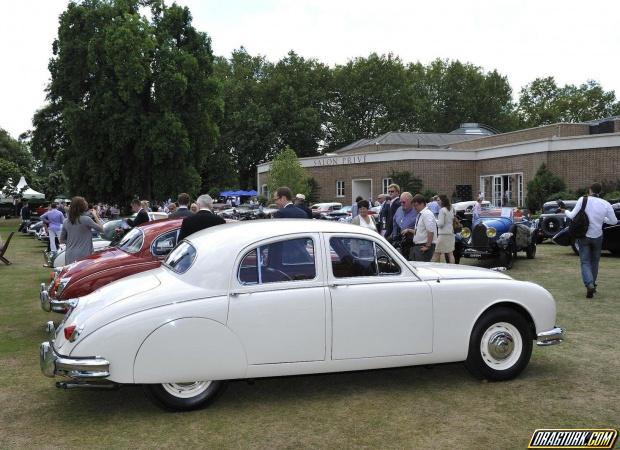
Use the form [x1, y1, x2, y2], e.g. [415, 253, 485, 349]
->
[0, 218, 618, 449]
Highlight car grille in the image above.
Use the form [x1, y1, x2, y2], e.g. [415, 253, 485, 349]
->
[472, 224, 489, 248]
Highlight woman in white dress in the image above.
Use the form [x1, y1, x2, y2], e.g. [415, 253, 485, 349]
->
[432, 194, 456, 263]
[351, 200, 377, 232]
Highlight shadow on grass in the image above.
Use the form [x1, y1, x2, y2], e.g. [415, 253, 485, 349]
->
[40, 358, 562, 419]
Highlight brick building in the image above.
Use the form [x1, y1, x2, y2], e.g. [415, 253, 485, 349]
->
[256, 118, 620, 207]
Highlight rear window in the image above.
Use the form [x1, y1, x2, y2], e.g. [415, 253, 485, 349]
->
[164, 241, 196, 274]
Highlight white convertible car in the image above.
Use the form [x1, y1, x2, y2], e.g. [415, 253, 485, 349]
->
[40, 220, 563, 411]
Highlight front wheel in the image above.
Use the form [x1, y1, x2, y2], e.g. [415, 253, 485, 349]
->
[465, 307, 533, 381]
[144, 380, 226, 411]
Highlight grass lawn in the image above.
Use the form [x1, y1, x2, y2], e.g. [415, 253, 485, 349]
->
[0, 217, 618, 449]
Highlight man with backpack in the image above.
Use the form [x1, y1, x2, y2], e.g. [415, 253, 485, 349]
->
[560, 182, 618, 298]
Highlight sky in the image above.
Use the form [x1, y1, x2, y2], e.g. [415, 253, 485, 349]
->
[1, 0, 619, 139]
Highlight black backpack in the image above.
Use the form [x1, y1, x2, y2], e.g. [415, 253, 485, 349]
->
[568, 196, 589, 238]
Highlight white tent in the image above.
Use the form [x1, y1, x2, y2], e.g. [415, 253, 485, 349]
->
[0, 176, 45, 202]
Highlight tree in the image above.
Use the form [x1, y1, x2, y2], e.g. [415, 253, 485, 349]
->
[264, 51, 331, 157]
[266, 147, 308, 198]
[525, 164, 566, 212]
[517, 77, 620, 128]
[389, 169, 423, 195]
[213, 49, 276, 189]
[32, 0, 221, 204]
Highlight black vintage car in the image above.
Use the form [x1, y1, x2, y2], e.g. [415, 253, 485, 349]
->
[552, 203, 620, 256]
[459, 209, 537, 269]
[534, 200, 578, 243]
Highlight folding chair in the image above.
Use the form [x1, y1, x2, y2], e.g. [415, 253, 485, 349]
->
[0, 232, 14, 265]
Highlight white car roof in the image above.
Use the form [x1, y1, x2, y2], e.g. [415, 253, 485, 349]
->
[188, 219, 377, 249]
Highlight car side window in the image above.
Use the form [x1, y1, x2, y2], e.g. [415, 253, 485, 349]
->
[151, 230, 178, 257]
[238, 237, 316, 285]
[330, 237, 400, 278]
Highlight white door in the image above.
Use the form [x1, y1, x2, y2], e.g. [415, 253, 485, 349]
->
[227, 235, 326, 364]
[352, 179, 372, 203]
[325, 234, 433, 359]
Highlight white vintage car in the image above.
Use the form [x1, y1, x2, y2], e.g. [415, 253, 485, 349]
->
[40, 220, 563, 411]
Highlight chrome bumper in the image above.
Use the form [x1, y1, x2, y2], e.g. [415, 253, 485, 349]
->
[40, 283, 51, 312]
[40, 341, 110, 380]
[536, 327, 564, 346]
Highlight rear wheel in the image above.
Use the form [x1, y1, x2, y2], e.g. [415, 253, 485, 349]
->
[144, 380, 226, 412]
[465, 307, 533, 381]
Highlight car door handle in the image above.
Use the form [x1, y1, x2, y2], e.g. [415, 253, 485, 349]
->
[229, 291, 249, 297]
[328, 282, 346, 288]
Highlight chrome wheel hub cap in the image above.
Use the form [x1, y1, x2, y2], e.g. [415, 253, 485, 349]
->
[480, 322, 523, 370]
[487, 331, 514, 360]
[162, 381, 212, 399]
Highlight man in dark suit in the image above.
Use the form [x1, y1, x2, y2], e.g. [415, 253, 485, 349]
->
[178, 194, 225, 241]
[169, 193, 194, 218]
[384, 183, 401, 242]
[273, 187, 308, 219]
[127, 199, 150, 228]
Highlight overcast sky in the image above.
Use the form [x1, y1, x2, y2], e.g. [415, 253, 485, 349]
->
[1, 0, 619, 139]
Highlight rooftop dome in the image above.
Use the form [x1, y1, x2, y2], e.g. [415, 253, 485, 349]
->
[449, 123, 498, 135]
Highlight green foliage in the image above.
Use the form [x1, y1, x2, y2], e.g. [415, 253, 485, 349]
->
[256, 195, 268, 206]
[525, 164, 566, 212]
[603, 191, 620, 202]
[207, 187, 221, 201]
[306, 177, 320, 204]
[32, 0, 221, 204]
[546, 191, 576, 202]
[517, 77, 620, 128]
[389, 169, 423, 195]
[266, 148, 309, 198]
[421, 189, 437, 202]
[0, 159, 22, 196]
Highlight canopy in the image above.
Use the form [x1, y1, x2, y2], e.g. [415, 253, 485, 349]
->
[219, 190, 258, 197]
[0, 176, 45, 202]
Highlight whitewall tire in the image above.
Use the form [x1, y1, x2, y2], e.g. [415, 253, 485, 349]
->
[465, 307, 533, 381]
[144, 380, 226, 411]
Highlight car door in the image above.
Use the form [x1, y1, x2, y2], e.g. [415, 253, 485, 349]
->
[325, 234, 433, 360]
[227, 234, 326, 365]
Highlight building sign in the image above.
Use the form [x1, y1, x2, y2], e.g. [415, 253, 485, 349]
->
[313, 155, 367, 167]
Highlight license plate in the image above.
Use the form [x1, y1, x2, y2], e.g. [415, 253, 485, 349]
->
[468, 253, 482, 258]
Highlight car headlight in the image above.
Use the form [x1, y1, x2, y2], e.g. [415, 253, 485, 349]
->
[486, 227, 497, 238]
[460, 227, 471, 239]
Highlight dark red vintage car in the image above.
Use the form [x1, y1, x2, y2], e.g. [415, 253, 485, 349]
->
[40, 218, 183, 313]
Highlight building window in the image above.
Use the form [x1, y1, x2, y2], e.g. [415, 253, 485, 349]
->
[382, 178, 393, 194]
[261, 184, 268, 198]
[336, 180, 345, 197]
[479, 173, 524, 207]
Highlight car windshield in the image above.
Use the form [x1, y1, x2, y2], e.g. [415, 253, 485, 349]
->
[117, 228, 144, 254]
[164, 241, 196, 274]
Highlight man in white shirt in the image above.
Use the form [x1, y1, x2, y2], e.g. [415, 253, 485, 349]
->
[410, 194, 437, 262]
[561, 182, 618, 298]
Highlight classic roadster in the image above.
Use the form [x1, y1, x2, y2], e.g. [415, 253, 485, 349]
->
[40, 218, 183, 314]
[40, 220, 563, 411]
[460, 208, 537, 269]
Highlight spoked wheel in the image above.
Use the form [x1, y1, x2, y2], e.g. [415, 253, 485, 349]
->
[465, 307, 533, 381]
[144, 380, 226, 411]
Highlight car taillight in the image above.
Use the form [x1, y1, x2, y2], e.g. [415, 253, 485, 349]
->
[64, 324, 77, 341]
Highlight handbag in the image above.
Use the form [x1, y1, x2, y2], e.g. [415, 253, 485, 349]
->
[568, 196, 589, 239]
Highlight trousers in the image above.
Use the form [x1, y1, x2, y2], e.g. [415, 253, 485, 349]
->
[576, 236, 603, 288]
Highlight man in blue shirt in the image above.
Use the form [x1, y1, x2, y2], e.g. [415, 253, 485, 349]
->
[391, 192, 417, 259]
[427, 195, 440, 217]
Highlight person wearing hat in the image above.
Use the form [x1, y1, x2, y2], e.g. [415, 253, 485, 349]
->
[294, 193, 313, 219]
